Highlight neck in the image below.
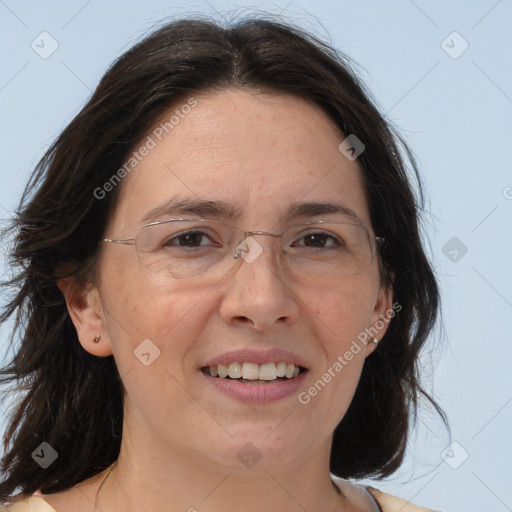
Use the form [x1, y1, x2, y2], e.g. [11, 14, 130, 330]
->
[96, 421, 346, 512]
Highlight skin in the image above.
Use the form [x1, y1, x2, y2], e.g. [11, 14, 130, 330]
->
[53, 89, 393, 512]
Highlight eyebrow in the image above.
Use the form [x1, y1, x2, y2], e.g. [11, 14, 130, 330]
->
[282, 201, 366, 226]
[142, 197, 239, 223]
[141, 197, 366, 226]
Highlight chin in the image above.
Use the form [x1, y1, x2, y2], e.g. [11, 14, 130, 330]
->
[201, 421, 314, 470]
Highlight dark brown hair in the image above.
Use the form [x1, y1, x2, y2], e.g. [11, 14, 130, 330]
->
[0, 15, 446, 499]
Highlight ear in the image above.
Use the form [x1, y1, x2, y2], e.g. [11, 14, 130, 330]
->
[364, 284, 394, 357]
[57, 275, 113, 357]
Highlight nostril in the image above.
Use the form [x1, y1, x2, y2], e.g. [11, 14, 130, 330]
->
[232, 316, 255, 326]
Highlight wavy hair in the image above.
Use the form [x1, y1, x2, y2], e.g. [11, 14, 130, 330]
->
[0, 15, 446, 499]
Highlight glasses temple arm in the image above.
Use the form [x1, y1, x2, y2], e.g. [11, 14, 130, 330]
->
[101, 238, 136, 245]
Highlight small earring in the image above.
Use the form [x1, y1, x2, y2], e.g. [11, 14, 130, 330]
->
[93, 334, 102, 343]
[372, 337, 379, 344]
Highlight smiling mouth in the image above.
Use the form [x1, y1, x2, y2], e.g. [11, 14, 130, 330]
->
[201, 362, 307, 383]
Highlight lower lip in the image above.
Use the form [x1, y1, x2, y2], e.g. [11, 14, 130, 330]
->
[200, 370, 308, 403]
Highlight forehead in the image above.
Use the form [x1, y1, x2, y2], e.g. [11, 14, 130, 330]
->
[110, 89, 370, 231]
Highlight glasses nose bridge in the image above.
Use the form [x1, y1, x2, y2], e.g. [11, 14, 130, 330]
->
[232, 228, 285, 263]
[242, 230, 284, 251]
[245, 229, 281, 238]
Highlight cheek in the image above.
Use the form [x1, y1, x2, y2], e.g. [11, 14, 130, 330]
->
[98, 268, 225, 439]
[298, 281, 376, 428]
[99, 257, 211, 374]
[302, 275, 378, 348]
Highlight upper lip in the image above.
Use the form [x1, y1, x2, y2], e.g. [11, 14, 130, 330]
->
[201, 349, 309, 369]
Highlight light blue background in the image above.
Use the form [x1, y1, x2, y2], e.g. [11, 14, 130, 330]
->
[1, 1, 511, 511]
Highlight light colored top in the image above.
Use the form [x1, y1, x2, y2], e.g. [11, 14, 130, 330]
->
[1, 497, 55, 511]
[1, 481, 440, 511]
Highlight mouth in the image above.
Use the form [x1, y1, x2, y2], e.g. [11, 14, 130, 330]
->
[199, 349, 310, 402]
[201, 362, 307, 384]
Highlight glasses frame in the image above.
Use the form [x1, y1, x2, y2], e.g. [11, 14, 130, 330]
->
[101, 217, 386, 279]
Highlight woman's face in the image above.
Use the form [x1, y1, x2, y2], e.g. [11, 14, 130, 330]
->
[76, 89, 392, 470]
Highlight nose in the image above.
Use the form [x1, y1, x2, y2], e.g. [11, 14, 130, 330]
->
[218, 236, 300, 330]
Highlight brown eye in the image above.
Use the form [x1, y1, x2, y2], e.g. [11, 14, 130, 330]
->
[164, 230, 218, 249]
[293, 232, 341, 249]
[303, 233, 331, 248]
[174, 232, 207, 247]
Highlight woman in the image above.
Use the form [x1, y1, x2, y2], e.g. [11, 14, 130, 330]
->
[0, 16, 445, 512]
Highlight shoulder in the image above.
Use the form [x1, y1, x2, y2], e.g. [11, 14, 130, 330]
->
[367, 486, 440, 512]
[1, 496, 57, 512]
[2, 483, 441, 512]
[331, 476, 439, 512]
[1, 466, 112, 512]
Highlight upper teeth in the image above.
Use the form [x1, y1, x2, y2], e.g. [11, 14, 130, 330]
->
[208, 362, 301, 380]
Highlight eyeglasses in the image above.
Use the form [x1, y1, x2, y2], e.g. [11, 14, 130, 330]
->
[102, 218, 385, 280]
